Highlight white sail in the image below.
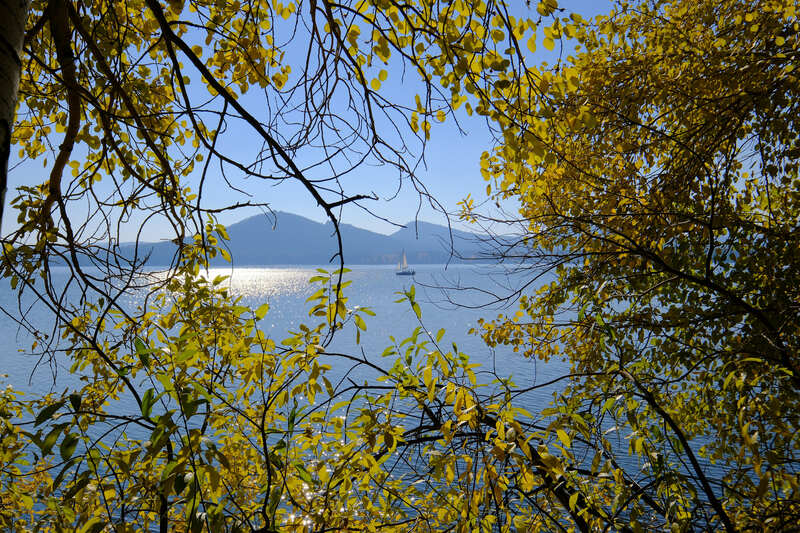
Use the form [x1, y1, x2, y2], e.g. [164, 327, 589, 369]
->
[396, 250, 414, 275]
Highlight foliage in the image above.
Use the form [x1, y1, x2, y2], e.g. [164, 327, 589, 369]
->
[1, 0, 798, 531]
[463, 0, 800, 530]
[1, 0, 599, 530]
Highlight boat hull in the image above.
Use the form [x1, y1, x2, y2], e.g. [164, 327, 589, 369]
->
[395, 270, 415, 276]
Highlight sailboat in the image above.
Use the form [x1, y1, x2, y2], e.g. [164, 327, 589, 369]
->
[396, 250, 415, 276]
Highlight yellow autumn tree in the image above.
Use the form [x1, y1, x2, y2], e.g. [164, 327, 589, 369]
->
[1, 0, 617, 531]
[3, 0, 798, 531]
[462, 0, 800, 530]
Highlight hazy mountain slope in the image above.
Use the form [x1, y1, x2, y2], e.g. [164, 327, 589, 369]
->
[389, 221, 485, 263]
[120, 212, 485, 265]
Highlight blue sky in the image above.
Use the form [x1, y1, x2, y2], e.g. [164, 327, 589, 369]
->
[5, 0, 613, 242]
[203, 0, 615, 237]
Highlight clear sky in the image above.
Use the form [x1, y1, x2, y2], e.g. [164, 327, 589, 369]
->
[203, 0, 614, 237]
[4, 0, 613, 242]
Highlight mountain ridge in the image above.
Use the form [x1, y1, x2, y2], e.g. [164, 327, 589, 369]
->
[121, 212, 487, 266]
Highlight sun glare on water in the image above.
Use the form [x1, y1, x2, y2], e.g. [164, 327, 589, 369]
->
[200, 267, 317, 300]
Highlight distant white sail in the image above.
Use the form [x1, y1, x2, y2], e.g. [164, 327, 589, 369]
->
[396, 250, 414, 275]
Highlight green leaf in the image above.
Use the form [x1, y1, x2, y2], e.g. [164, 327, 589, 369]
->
[35, 400, 66, 427]
[40, 424, 67, 456]
[602, 397, 615, 413]
[175, 349, 195, 363]
[174, 471, 187, 494]
[135, 337, 150, 368]
[287, 404, 297, 433]
[52, 457, 78, 490]
[161, 460, 179, 482]
[255, 302, 270, 320]
[267, 485, 282, 516]
[60, 433, 79, 461]
[141, 388, 156, 419]
[69, 393, 82, 412]
[80, 518, 107, 533]
[354, 314, 366, 331]
[295, 463, 313, 484]
[322, 376, 335, 396]
[62, 471, 91, 501]
[183, 398, 205, 419]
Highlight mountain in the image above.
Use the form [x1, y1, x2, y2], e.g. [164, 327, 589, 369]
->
[120, 212, 486, 266]
[389, 221, 487, 264]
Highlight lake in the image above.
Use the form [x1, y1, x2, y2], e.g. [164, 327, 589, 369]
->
[0, 263, 728, 525]
[0, 264, 566, 410]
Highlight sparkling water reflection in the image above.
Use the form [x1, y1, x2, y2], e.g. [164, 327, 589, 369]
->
[201, 267, 315, 300]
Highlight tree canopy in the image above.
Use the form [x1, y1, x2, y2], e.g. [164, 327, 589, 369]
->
[0, 0, 798, 531]
[466, 0, 800, 529]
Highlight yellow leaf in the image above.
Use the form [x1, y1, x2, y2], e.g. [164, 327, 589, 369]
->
[568, 492, 579, 510]
[445, 461, 455, 483]
[527, 35, 537, 53]
[556, 429, 571, 448]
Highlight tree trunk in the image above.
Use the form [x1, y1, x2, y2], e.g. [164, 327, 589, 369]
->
[0, 0, 29, 230]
